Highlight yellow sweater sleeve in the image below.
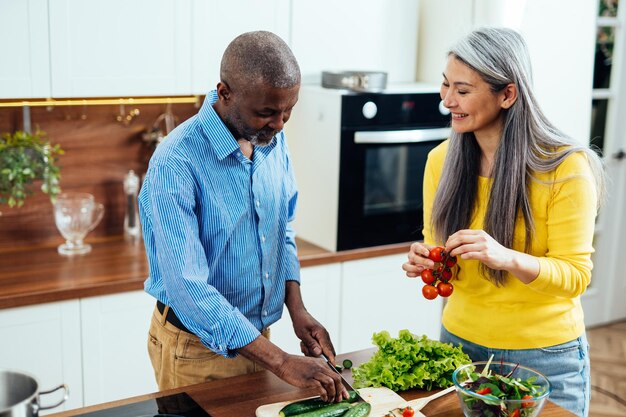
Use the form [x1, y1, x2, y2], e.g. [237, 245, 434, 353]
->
[527, 152, 598, 298]
[422, 141, 448, 246]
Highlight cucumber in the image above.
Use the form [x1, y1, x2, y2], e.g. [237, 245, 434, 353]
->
[279, 397, 330, 417]
[283, 403, 351, 417]
[342, 359, 353, 370]
[279, 392, 358, 417]
[343, 403, 371, 417]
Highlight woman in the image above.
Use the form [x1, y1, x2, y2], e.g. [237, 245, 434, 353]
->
[402, 27, 605, 417]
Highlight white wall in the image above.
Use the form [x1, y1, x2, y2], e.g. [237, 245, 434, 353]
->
[416, 0, 596, 145]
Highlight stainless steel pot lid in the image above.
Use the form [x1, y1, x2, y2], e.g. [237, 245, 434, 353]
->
[321, 71, 388, 92]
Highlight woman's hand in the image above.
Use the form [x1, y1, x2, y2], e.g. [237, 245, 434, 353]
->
[402, 241, 436, 278]
[445, 229, 513, 270]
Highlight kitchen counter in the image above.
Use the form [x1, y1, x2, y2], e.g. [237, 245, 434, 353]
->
[0, 236, 411, 309]
[47, 349, 575, 417]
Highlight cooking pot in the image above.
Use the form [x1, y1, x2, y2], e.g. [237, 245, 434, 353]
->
[0, 369, 68, 417]
[321, 71, 388, 92]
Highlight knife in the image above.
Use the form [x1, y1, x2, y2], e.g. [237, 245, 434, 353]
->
[321, 353, 366, 403]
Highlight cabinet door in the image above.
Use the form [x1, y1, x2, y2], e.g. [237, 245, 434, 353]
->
[190, 0, 291, 95]
[269, 263, 342, 354]
[340, 254, 443, 353]
[0, 301, 83, 414]
[291, 0, 420, 85]
[0, 0, 51, 98]
[49, 0, 192, 97]
[80, 291, 157, 406]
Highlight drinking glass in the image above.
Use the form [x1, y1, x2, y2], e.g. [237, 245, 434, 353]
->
[53, 192, 104, 255]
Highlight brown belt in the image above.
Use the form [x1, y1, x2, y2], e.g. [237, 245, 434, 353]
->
[157, 301, 191, 333]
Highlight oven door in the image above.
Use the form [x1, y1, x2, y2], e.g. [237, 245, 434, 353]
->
[336, 127, 450, 251]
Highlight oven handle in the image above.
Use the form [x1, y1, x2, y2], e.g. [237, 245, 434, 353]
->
[354, 127, 451, 144]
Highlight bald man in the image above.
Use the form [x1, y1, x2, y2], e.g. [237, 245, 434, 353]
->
[139, 31, 347, 402]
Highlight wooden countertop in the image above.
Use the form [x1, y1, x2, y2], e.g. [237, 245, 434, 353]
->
[48, 349, 575, 417]
[0, 236, 411, 309]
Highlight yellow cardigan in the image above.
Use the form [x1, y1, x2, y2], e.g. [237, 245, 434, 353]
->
[423, 140, 597, 348]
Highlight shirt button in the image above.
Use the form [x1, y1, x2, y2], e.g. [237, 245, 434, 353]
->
[263, 310, 268, 316]
[256, 200, 260, 207]
[237, 152, 241, 156]
[261, 235, 266, 242]
[265, 272, 269, 279]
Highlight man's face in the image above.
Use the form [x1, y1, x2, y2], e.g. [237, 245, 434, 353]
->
[220, 82, 300, 147]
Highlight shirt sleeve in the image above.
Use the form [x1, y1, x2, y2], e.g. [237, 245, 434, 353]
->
[281, 139, 301, 284]
[527, 152, 598, 298]
[422, 146, 443, 246]
[148, 159, 260, 357]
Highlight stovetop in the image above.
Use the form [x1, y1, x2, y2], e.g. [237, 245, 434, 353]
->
[76, 392, 211, 417]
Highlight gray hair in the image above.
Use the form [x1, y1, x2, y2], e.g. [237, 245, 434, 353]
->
[431, 27, 606, 286]
[220, 31, 300, 91]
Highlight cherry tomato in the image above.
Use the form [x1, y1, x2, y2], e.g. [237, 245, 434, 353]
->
[521, 395, 535, 407]
[445, 256, 457, 267]
[476, 387, 491, 395]
[420, 269, 436, 284]
[437, 282, 454, 297]
[509, 409, 521, 417]
[422, 285, 439, 300]
[428, 246, 445, 262]
[441, 267, 453, 280]
[402, 407, 415, 417]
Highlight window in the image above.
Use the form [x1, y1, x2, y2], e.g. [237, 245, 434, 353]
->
[591, 0, 621, 155]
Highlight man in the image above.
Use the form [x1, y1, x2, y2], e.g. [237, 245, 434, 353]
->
[138, 31, 346, 402]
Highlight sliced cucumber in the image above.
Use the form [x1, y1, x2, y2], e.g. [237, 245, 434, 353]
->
[286, 402, 351, 417]
[279, 392, 358, 417]
[343, 403, 371, 417]
[342, 359, 353, 369]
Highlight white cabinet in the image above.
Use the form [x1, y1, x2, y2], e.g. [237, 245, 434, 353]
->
[0, 0, 51, 98]
[190, 0, 290, 95]
[290, 0, 420, 84]
[80, 290, 157, 406]
[339, 254, 443, 354]
[48, 0, 192, 97]
[270, 263, 342, 354]
[0, 301, 83, 414]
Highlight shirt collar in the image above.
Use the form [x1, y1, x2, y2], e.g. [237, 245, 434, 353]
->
[198, 90, 239, 161]
[198, 90, 280, 163]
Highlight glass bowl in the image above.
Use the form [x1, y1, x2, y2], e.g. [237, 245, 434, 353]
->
[452, 361, 552, 417]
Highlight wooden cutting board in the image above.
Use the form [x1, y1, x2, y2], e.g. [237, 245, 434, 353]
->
[255, 387, 425, 417]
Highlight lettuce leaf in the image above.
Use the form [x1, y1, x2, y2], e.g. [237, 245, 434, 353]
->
[352, 330, 471, 391]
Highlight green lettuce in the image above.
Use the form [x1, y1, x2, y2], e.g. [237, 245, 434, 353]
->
[352, 330, 471, 391]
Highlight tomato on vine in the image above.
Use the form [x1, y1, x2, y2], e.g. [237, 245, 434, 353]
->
[420, 268, 436, 285]
[422, 285, 439, 300]
[437, 282, 454, 297]
[428, 246, 445, 262]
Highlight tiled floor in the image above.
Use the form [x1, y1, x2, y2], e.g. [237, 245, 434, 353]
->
[587, 320, 626, 417]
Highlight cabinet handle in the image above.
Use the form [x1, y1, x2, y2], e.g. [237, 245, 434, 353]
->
[613, 149, 625, 160]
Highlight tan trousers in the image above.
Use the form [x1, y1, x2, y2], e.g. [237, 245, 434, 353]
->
[147, 305, 269, 390]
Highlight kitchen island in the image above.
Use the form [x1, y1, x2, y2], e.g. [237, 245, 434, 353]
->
[47, 349, 575, 417]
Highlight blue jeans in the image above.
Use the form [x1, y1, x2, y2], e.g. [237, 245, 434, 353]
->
[440, 326, 590, 417]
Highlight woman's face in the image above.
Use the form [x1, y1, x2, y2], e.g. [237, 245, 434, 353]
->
[440, 56, 509, 142]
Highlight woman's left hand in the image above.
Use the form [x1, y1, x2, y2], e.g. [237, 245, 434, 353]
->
[445, 229, 514, 271]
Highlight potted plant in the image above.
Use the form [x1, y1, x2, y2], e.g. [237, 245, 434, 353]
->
[0, 129, 64, 208]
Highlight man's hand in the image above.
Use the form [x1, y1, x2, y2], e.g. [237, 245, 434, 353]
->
[238, 335, 347, 402]
[284, 281, 337, 360]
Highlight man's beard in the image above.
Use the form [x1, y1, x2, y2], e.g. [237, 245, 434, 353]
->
[223, 111, 277, 147]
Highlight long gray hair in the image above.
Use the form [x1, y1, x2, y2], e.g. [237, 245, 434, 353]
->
[431, 27, 606, 286]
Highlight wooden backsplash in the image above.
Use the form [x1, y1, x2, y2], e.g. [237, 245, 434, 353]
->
[0, 102, 199, 250]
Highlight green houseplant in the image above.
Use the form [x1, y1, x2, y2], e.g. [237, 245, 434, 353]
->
[0, 130, 64, 208]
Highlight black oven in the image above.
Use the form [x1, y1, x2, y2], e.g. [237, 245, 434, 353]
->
[286, 85, 450, 252]
[337, 92, 450, 250]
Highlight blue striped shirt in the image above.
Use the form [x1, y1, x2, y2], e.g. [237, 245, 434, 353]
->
[139, 90, 301, 357]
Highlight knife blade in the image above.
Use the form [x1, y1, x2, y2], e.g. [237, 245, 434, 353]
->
[321, 353, 366, 403]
